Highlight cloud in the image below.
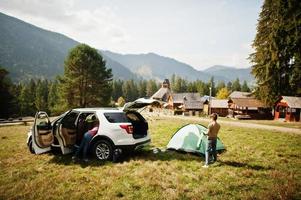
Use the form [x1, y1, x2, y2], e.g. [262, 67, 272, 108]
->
[0, 0, 128, 49]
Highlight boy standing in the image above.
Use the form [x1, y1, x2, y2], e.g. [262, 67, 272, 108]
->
[203, 113, 220, 168]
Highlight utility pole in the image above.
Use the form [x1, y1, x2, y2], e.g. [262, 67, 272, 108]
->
[209, 87, 212, 115]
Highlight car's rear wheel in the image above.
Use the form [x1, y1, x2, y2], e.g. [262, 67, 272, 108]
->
[93, 140, 113, 161]
[28, 137, 35, 154]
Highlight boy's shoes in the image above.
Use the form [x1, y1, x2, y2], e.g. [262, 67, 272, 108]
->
[202, 164, 209, 168]
[83, 158, 89, 163]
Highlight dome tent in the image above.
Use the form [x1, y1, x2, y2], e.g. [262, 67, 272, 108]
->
[167, 124, 225, 155]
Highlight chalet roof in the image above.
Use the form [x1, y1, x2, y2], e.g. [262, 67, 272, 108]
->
[172, 93, 202, 103]
[151, 87, 171, 102]
[211, 99, 228, 108]
[230, 98, 266, 108]
[229, 91, 252, 98]
[280, 96, 301, 108]
[184, 100, 203, 110]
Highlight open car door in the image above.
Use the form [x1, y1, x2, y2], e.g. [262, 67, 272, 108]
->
[122, 98, 161, 112]
[32, 111, 53, 154]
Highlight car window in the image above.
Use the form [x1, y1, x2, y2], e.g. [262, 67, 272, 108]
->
[104, 113, 130, 123]
[62, 111, 79, 128]
[126, 113, 140, 121]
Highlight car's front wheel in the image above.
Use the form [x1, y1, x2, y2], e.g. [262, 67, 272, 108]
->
[93, 140, 113, 161]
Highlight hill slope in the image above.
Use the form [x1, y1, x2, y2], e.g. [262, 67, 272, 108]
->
[0, 12, 136, 82]
[102, 51, 253, 82]
[102, 51, 212, 81]
[204, 65, 253, 83]
[0, 12, 253, 83]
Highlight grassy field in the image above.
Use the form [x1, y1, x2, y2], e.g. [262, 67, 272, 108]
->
[0, 117, 301, 200]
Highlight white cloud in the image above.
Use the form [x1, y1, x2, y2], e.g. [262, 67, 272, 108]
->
[0, 0, 128, 49]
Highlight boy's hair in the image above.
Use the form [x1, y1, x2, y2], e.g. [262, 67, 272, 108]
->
[210, 113, 218, 121]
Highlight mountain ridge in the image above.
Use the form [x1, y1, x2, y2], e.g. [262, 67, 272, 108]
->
[0, 12, 253, 83]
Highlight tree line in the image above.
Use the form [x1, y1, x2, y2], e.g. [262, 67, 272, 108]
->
[0, 43, 251, 118]
[1, 67, 250, 118]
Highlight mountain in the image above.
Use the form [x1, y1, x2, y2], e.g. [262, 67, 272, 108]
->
[0, 12, 137, 82]
[102, 51, 253, 82]
[203, 65, 253, 83]
[0, 12, 253, 83]
[102, 50, 214, 81]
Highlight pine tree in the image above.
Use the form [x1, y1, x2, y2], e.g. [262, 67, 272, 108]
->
[196, 80, 208, 96]
[227, 81, 232, 92]
[19, 80, 36, 116]
[48, 79, 61, 115]
[250, 0, 301, 105]
[122, 80, 138, 101]
[146, 79, 158, 97]
[61, 44, 113, 108]
[35, 80, 49, 112]
[0, 67, 15, 118]
[231, 78, 241, 91]
[241, 80, 251, 92]
[112, 80, 124, 101]
[137, 80, 147, 98]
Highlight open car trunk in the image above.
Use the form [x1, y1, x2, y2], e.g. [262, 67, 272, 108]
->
[126, 111, 148, 139]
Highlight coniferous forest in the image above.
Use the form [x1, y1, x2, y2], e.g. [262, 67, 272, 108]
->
[0, 66, 249, 118]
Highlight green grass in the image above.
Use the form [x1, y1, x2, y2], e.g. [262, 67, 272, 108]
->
[0, 117, 301, 200]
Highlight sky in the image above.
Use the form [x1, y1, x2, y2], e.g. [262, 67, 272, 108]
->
[0, 0, 263, 70]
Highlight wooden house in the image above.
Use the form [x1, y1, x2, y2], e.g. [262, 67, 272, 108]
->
[210, 99, 229, 117]
[168, 93, 203, 116]
[228, 91, 271, 119]
[274, 96, 301, 122]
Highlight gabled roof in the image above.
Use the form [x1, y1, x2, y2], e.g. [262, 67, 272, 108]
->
[279, 96, 301, 108]
[151, 87, 171, 102]
[230, 98, 266, 108]
[229, 91, 252, 98]
[172, 93, 202, 103]
[211, 99, 228, 108]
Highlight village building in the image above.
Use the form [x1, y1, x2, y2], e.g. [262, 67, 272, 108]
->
[274, 96, 301, 122]
[209, 99, 229, 117]
[168, 93, 203, 116]
[228, 91, 271, 119]
[151, 79, 171, 102]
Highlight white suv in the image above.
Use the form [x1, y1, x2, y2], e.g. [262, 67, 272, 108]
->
[27, 98, 158, 161]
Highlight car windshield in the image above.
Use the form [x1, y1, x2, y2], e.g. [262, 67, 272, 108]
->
[104, 112, 130, 123]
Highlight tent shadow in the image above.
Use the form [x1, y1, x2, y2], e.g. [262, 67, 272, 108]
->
[217, 160, 273, 170]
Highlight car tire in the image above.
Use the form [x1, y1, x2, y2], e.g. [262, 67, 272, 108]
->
[28, 138, 35, 154]
[93, 140, 113, 161]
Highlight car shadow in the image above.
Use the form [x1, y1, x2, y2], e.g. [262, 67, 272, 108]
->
[47, 148, 204, 167]
[48, 153, 110, 168]
[48, 148, 271, 171]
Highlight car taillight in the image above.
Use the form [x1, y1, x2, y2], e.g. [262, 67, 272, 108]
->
[120, 125, 133, 134]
